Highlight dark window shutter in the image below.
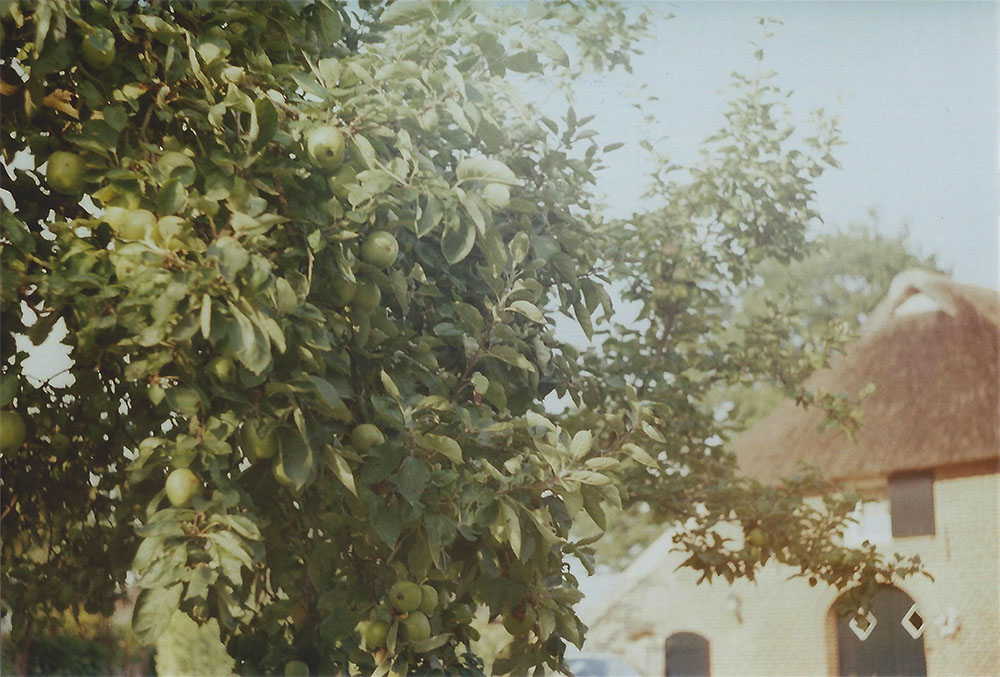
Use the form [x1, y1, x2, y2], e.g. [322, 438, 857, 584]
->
[888, 471, 935, 537]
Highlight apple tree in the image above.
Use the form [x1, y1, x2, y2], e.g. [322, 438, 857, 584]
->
[1, 0, 651, 674]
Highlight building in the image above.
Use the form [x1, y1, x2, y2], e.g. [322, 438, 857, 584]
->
[583, 270, 1000, 676]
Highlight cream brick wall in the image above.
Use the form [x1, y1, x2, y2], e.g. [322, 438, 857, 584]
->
[584, 470, 999, 676]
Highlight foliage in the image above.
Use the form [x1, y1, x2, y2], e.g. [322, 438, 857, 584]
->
[1, 1, 925, 675]
[24, 634, 109, 677]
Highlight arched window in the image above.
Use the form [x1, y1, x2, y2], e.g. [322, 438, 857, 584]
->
[664, 632, 710, 677]
[834, 585, 927, 676]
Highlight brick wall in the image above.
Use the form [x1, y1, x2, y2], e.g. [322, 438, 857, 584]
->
[583, 469, 999, 676]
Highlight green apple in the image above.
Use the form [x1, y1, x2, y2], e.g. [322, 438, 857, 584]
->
[46, 151, 85, 195]
[207, 356, 236, 383]
[351, 423, 385, 452]
[482, 183, 510, 209]
[241, 421, 278, 461]
[327, 165, 357, 199]
[746, 527, 768, 547]
[165, 468, 200, 507]
[388, 581, 422, 613]
[502, 606, 536, 636]
[306, 125, 346, 170]
[351, 279, 381, 312]
[400, 611, 431, 643]
[0, 411, 26, 453]
[361, 619, 389, 649]
[283, 660, 310, 677]
[360, 231, 399, 269]
[332, 275, 357, 306]
[418, 585, 438, 615]
[82, 27, 116, 70]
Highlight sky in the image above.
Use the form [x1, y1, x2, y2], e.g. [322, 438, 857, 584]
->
[541, 0, 999, 290]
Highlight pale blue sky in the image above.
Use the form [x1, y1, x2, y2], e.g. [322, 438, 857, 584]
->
[546, 1, 999, 288]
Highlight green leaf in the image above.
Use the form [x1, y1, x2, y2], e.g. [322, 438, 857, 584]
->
[133, 584, 183, 643]
[417, 194, 443, 237]
[307, 375, 342, 409]
[396, 457, 430, 505]
[569, 430, 593, 459]
[415, 434, 463, 464]
[500, 501, 522, 559]
[489, 346, 536, 372]
[504, 51, 543, 74]
[640, 421, 666, 443]
[440, 217, 475, 264]
[456, 157, 517, 185]
[281, 433, 314, 490]
[380, 0, 435, 26]
[325, 448, 358, 496]
[200, 294, 212, 340]
[622, 442, 659, 469]
[508, 300, 544, 324]
[253, 98, 278, 151]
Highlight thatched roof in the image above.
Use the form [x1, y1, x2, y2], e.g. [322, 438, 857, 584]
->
[735, 270, 1000, 482]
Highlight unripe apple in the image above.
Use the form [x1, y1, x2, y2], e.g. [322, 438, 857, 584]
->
[241, 421, 278, 461]
[81, 27, 116, 70]
[361, 619, 389, 649]
[400, 610, 431, 643]
[165, 468, 200, 507]
[388, 581, 422, 613]
[418, 585, 438, 614]
[502, 605, 536, 636]
[46, 151, 85, 195]
[0, 411, 26, 454]
[332, 275, 357, 306]
[482, 183, 510, 209]
[351, 423, 385, 452]
[351, 279, 381, 312]
[360, 231, 399, 269]
[306, 125, 346, 170]
[283, 660, 310, 677]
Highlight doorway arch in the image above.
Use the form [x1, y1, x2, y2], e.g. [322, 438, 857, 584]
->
[664, 631, 710, 676]
[834, 585, 926, 676]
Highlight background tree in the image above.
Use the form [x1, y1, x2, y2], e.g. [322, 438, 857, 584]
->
[2, 2, 922, 675]
[584, 224, 940, 570]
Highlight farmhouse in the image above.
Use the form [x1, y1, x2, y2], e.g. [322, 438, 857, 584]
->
[583, 270, 1000, 676]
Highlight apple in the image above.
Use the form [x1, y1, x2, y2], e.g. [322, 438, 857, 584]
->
[332, 275, 357, 306]
[327, 165, 357, 199]
[306, 125, 346, 170]
[351, 423, 385, 452]
[746, 527, 768, 547]
[502, 605, 536, 636]
[418, 585, 438, 614]
[283, 660, 310, 677]
[388, 581, 422, 613]
[46, 151, 85, 195]
[400, 611, 431, 643]
[207, 356, 236, 383]
[360, 231, 399, 269]
[361, 619, 389, 649]
[351, 279, 381, 312]
[165, 468, 200, 507]
[241, 421, 278, 461]
[82, 27, 116, 69]
[0, 411, 26, 453]
[482, 183, 510, 209]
